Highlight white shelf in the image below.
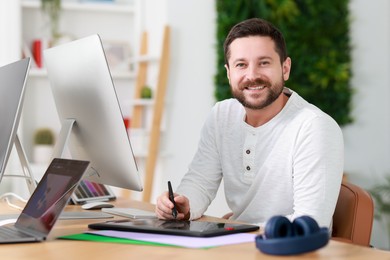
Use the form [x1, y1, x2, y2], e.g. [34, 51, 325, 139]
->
[28, 68, 136, 80]
[28, 68, 48, 77]
[131, 99, 154, 106]
[129, 55, 159, 64]
[111, 70, 137, 79]
[21, 0, 135, 14]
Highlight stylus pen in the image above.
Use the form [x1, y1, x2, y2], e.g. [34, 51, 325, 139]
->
[168, 181, 178, 219]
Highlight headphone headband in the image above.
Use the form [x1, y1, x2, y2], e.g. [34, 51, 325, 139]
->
[255, 216, 329, 255]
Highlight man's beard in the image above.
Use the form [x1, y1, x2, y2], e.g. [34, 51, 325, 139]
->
[232, 77, 284, 110]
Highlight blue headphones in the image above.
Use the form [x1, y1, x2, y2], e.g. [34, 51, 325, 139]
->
[255, 215, 329, 255]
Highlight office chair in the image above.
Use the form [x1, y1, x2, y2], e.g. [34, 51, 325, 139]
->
[222, 182, 374, 247]
[331, 181, 374, 247]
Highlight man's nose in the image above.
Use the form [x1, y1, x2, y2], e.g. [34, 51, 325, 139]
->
[245, 64, 260, 81]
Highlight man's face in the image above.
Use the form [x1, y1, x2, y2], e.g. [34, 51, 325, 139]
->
[225, 36, 291, 110]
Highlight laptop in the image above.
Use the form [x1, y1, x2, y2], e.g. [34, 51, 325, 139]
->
[88, 218, 259, 237]
[0, 158, 90, 244]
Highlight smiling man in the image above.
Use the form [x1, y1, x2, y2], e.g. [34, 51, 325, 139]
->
[155, 18, 344, 229]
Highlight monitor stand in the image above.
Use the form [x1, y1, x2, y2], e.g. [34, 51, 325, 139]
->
[51, 118, 75, 159]
[52, 119, 116, 209]
[3, 134, 37, 195]
[1, 125, 111, 220]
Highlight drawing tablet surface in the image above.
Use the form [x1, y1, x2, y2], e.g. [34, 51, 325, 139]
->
[88, 219, 259, 237]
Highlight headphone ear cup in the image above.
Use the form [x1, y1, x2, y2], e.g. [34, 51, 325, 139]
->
[292, 216, 320, 236]
[264, 215, 294, 239]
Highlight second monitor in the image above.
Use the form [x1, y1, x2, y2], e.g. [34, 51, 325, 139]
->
[43, 34, 143, 193]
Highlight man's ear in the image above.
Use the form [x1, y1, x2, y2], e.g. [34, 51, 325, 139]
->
[283, 57, 291, 81]
[225, 64, 231, 84]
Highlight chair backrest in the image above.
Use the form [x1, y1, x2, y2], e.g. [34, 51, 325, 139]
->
[332, 181, 374, 247]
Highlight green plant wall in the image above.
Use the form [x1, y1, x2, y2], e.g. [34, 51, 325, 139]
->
[215, 0, 352, 126]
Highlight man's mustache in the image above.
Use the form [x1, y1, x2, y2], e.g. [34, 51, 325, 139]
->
[240, 78, 271, 89]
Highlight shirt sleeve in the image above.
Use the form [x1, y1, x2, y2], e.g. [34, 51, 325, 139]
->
[287, 114, 344, 228]
[176, 106, 223, 220]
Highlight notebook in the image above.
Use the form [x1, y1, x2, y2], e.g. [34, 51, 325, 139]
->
[88, 218, 259, 237]
[102, 207, 157, 219]
[0, 158, 90, 244]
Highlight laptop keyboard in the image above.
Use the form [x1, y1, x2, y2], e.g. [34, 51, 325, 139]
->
[0, 226, 32, 240]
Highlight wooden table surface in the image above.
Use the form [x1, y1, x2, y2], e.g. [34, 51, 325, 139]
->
[0, 198, 389, 260]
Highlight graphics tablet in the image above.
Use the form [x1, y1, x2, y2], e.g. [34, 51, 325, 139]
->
[88, 219, 259, 237]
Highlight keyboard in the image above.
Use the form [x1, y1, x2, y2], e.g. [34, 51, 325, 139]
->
[0, 226, 37, 243]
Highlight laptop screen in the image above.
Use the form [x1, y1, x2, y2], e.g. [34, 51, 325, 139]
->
[15, 158, 89, 236]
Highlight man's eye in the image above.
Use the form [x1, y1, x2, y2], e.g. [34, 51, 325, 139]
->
[235, 63, 246, 68]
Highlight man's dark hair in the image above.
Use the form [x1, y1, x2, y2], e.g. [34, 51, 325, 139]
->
[223, 18, 288, 66]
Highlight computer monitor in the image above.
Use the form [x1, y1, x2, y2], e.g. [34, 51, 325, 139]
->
[0, 57, 36, 194]
[43, 35, 143, 193]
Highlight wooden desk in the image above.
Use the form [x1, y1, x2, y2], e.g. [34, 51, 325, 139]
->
[0, 199, 389, 259]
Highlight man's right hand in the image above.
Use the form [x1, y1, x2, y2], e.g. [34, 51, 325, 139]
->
[155, 191, 190, 220]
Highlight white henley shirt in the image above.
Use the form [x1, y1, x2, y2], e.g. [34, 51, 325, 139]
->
[176, 88, 344, 228]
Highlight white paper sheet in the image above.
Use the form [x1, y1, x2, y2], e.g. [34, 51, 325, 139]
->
[87, 230, 257, 248]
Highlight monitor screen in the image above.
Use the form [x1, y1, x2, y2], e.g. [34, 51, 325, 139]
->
[43, 35, 143, 192]
[0, 58, 31, 182]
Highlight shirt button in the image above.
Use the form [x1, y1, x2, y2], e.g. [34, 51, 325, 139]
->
[246, 166, 251, 171]
[246, 149, 250, 154]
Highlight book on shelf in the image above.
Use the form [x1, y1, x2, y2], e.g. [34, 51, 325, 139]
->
[31, 39, 49, 68]
[22, 38, 50, 68]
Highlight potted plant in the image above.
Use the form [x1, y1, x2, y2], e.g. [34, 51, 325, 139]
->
[33, 128, 55, 164]
[41, 0, 62, 43]
[141, 85, 153, 99]
[369, 177, 390, 248]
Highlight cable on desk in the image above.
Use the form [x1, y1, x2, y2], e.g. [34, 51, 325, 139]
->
[0, 192, 27, 211]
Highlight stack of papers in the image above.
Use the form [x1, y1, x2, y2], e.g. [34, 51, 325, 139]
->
[61, 230, 257, 249]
